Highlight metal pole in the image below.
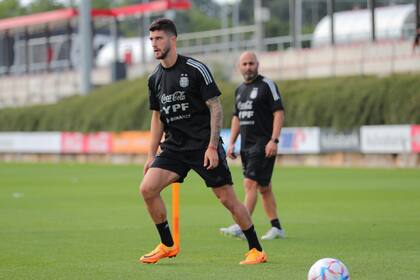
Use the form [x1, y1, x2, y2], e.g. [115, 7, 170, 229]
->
[140, 16, 146, 65]
[24, 27, 29, 73]
[233, 2, 240, 51]
[66, 21, 73, 69]
[311, 0, 318, 26]
[45, 25, 51, 72]
[91, 20, 96, 67]
[14, 32, 20, 74]
[368, 0, 376, 42]
[289, 0, 301, 49]
[289, 0, 296, 48]
[111, 17, 122, 82]
[4, 30, 13, 74]
[295, 0, 302, 48]
[141, 0, 149, 65]
[143, 0, 151, 28]
[111, 18, 119, 63]
[328, 0, 335, 46]
[221, 4, 229, 50]
[254, 0, 263, 51]
[78, 0, 92, 95]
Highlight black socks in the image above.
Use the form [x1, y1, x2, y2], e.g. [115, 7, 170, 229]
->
[242, 225, 263, 251]
[270, 218, 282, 230]
[156, 221, 174, 247]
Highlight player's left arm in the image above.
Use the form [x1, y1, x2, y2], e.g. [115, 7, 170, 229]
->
[265, 110, 284, 158]
[204, 96, 223, 169]
[264, 79, 284, 158]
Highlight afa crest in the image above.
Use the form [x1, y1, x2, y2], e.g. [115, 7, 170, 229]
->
[179, 74, 189, 88]
[250, 87, 258, 99]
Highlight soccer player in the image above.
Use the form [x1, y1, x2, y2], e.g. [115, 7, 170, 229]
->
[220, 51, 285, 240]
[139, 19, 267, 265]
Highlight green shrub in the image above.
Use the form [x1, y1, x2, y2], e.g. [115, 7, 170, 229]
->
[0, 73, 419, 131]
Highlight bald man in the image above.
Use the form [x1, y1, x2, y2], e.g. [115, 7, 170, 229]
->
[220, 51, 286, 240]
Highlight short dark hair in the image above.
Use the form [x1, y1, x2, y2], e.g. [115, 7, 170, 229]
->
[149, 18, 178, 37]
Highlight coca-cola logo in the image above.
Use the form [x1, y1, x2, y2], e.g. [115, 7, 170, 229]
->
[238, 100, 253, 110]
[161, 91, 186, 104]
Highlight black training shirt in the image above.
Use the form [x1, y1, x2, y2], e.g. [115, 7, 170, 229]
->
[148, 55, 221, 151]
[233, 75, 284, 150]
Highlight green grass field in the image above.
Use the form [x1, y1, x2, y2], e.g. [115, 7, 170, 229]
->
[1, 162, 419, 279]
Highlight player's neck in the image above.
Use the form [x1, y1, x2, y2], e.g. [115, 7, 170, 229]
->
[160, 50, 178, 69]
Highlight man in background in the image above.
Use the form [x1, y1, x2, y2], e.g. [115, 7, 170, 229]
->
[220, 51, 286, 241]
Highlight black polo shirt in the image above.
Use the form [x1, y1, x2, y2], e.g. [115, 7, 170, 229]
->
[233, 75, 284, 150]
[148, 55, 221, 151]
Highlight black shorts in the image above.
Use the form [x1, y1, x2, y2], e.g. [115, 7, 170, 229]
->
[150, 146, 233, 188]
[240, 146, 276, 187]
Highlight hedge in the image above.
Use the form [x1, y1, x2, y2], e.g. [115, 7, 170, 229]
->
[0, 73, 419, 131]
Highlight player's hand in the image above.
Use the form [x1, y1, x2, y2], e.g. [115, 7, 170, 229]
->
[265, 140, 278, 158]
[204, 146, 219, 170]
[227, 145, 237, 159]
[143, 156, 155, 175]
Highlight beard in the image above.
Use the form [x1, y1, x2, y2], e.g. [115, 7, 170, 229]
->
[243, 70, 258, 82]
[155, 45, 171, 60]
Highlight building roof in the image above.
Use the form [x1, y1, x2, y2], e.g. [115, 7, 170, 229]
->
[313, 4, 416, 46]
[0, 8, 77, 31]
[0, 0, 191, 32]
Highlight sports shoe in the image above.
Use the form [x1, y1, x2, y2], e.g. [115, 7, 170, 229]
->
[219, 224, 246, 240]
[139, 243, 179, 264]
[261, 227, 285, 240]
[239, 248, 268, 265]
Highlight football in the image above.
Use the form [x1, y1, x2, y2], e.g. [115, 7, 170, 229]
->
[307, 258, 350, 280]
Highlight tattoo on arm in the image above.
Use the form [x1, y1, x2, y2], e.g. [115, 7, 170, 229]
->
[206, 96, 223, 147]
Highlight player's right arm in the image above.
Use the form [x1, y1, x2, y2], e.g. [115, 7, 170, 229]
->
[144, 110, 164, 175]
[227, 116, 240, 159]
[145, 69, 163, 175]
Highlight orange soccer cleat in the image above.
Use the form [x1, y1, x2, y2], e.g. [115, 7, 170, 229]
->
[239, 248, 268, 265]
[139, 243, 180, 264]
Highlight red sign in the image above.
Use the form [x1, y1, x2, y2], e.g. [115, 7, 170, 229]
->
[61, 132, 112, 154]
[61, 132, 85, 153]
[411, 125, 420, 153]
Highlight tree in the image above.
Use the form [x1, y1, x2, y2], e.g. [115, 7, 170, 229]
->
[91, 0, 113, 9]
[0, 0, 24, 19]
[25, 0, 64, 13]
[174, 5, 220, 33]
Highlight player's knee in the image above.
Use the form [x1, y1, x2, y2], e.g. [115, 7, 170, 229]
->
[244, 183, 257, 194]
[214, 191, 225, 203]
[139, 183, 148, 198]
[258, 187, 268, 195]
[139, 181, 156, 199]
[258, 184, 272, 195]
[244, 178, 257, 189]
